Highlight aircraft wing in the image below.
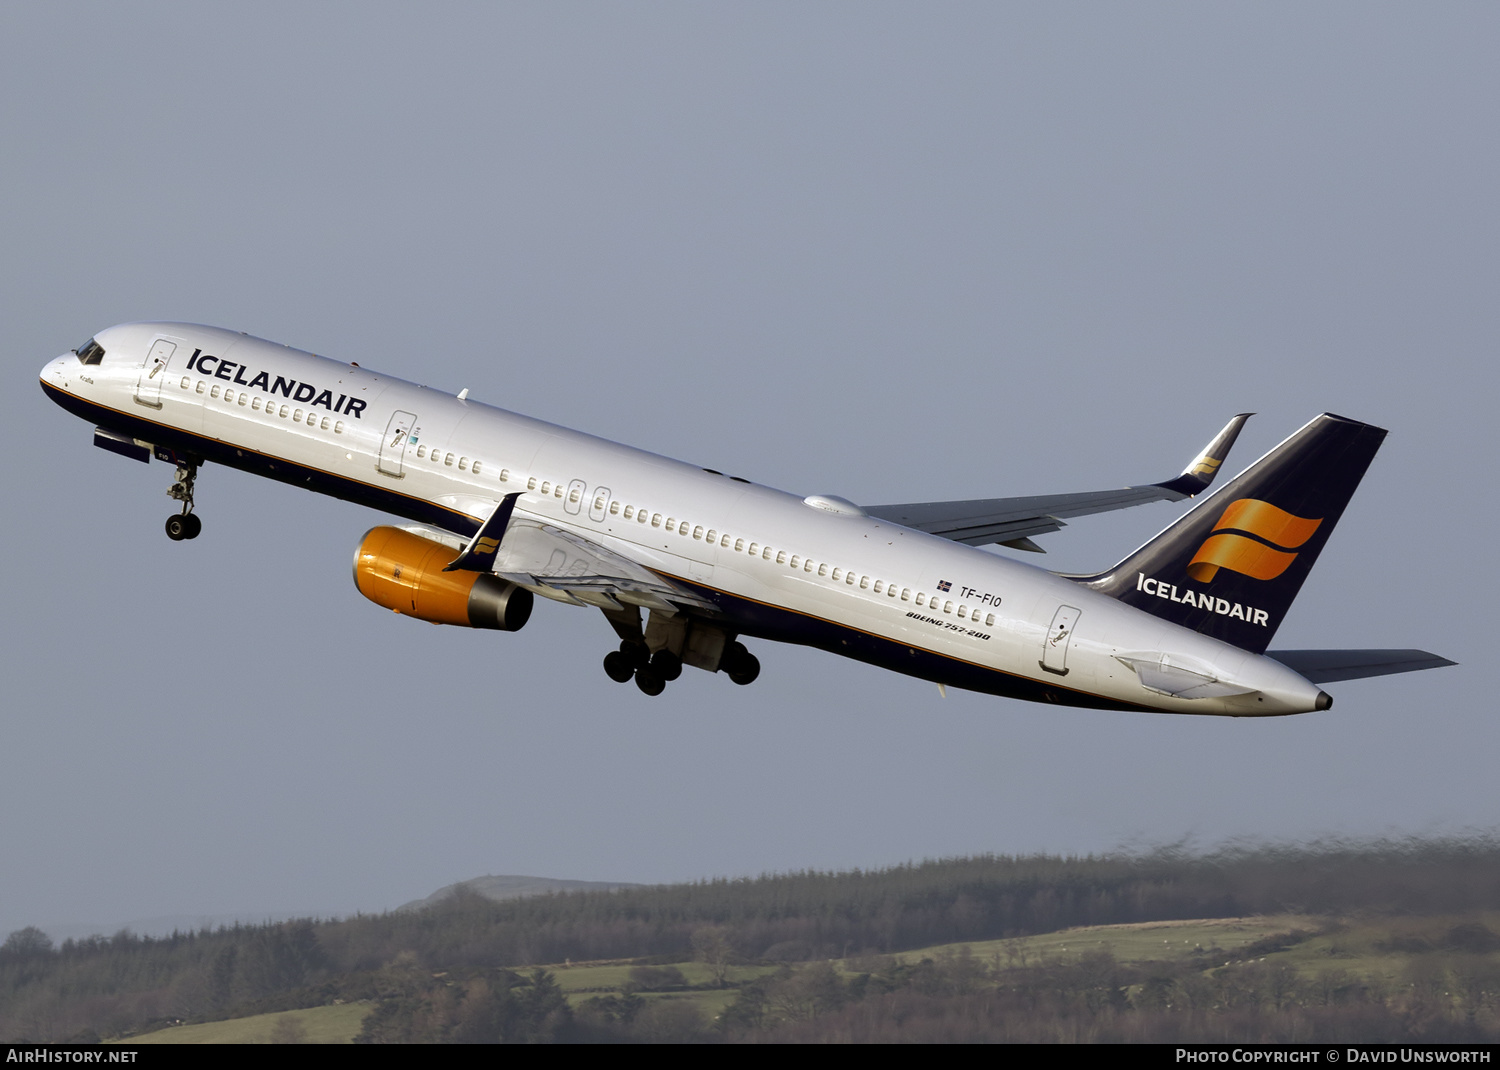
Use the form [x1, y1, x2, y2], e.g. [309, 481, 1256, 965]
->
[490, 520, 718, 615]
[863, 413, 1252, 551]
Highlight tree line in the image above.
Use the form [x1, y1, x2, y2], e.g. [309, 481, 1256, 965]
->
[3, 837, 1500, 1042]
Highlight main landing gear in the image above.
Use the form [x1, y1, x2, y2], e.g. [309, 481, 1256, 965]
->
[601, 638, 759, 695]
[164, 462, 202, 541]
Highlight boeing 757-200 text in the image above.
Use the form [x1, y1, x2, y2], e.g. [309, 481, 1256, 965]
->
[41, 323, 1454, 711]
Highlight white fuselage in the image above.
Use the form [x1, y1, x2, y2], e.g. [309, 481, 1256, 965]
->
[41, 322, 1328, 715]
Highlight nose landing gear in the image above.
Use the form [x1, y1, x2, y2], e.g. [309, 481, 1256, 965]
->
[164, 462, 202, 541]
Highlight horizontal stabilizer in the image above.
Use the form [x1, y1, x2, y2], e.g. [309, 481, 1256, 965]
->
[865, 414, 1250, 550]
[1267, 649, 1457, 684]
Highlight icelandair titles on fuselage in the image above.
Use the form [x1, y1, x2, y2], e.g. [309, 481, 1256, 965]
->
[185, 349, 367, 419]
[1136, 572, 1270, 627]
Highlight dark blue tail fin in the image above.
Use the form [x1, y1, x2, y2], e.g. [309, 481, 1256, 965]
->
[1077, 413, 1387, 653]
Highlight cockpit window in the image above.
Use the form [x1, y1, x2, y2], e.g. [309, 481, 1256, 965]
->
[75, 338, 105, 366]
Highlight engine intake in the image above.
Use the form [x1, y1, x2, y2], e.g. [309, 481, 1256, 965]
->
[353, 526, 533, 631]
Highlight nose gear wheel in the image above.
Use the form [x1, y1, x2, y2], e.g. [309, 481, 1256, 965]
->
[165, 462, 202, 540]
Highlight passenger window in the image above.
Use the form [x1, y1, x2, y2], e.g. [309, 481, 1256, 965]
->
[665, 518, 676, 532]
[916, 593, 925, 606]
[307, 411, 317, 425]
[251, 397, 261, 410]
[762, 547, 772, 560]
[832, 568, 842, 580]
[180, 376, 190, 389]
[279, 405, 289, 417]
[321, 416, 330, 429]
[569, 487, 580, 503]
[819, 564, 829, 577]
[943, 601, 953, 613]
[749, 543, 759, 556]
[417, 446, 426, 458]
[789, 555, 799, 568]
[985, 613, 995, 626]
[623, 505, 633, 519]
[859, 576, 869, 589]
[445, 453, 454, 466]
[733, 538, 743, 552]
[804, 560, 813, 572]
[958, 606, 967, 618]
[527, 477, 537, 490]
[335, 421, 344, 434]
[211, 385, 221, 398]
[459, 457, 468, 471]
[872, 580, 883, 593]
[639, 511, 648, 524]
[847, 573, 857, 585]
[293, 407, 303, 420]
[774, 550, 785, 564]
[692, 526, 703, 540]
[541, 482, 551, 494]
[706, 528, 716, 542]
[722, 534, 731, 547]
[651, 513, 662, 528]
[472, 461, 482, 475]
[500, 469, 510, 482]
[196, 381, 206, 394]
[554, 485, 563, 498]
[240, 395, 249, 407]
[610, 502, 620, 515]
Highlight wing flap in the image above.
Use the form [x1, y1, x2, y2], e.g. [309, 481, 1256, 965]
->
[491, 520, 717, 613]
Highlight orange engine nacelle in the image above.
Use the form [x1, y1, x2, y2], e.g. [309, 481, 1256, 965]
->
[353, 526, 533, 631]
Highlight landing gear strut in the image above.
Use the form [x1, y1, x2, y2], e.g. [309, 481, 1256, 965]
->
[164, 462, 202, 541]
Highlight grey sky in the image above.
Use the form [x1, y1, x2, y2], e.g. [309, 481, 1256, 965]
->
[2, 3, 1493, 936]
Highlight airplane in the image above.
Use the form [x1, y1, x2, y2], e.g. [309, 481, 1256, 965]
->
[41, 322, 1454, 713]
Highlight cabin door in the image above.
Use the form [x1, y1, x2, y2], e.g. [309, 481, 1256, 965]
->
[379, 410, 417, 477]
[134, 339, 179, 408]
[1040, 605, 1081, 676]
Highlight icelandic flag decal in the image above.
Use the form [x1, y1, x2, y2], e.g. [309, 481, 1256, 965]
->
[937, 580, 952, 592]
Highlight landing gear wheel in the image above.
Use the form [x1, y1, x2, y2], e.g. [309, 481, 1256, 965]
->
[650, 650, 683, 682]
[728, 654, 760, 686]
[723, 642, 760, 686]
[635, 667, 666, 696]
[603, 650, 636, 683]
[164, 461, 201, 542]
[620, 641, 651, 670]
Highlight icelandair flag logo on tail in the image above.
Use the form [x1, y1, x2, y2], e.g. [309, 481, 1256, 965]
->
[1187, 455, 1223, 479]
[1186, 499, 1323, 583]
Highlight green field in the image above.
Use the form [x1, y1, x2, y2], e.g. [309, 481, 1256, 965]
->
[874, 914, 1318, 971]
[126, 1003, 372, 1044]
[117, 912, 1500, 1042]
